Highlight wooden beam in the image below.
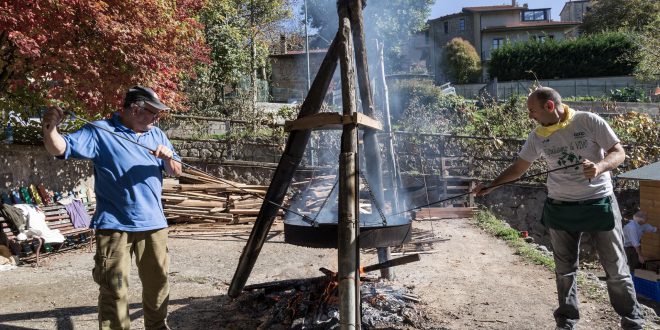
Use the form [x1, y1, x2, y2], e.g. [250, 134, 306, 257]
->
[337, 11, 359, 329]
[348, 0, 392, 282]
[284, 112, 383, 132]
[228, 32, 341, 298]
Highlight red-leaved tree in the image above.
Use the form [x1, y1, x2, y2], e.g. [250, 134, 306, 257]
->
[0, 0, 209, 116]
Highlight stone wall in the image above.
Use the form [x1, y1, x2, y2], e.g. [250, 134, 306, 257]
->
[2, 142, 643, 261]
[172, 139, 283, 165]
[0, 144, 94, 194]
[269, 51, 329, 103]
[0, 142, 283, 196]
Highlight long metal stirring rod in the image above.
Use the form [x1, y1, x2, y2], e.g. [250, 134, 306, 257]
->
[62, 110, 317, 224]
[389, 162, 583, 217]
[61, 111, 583, 223]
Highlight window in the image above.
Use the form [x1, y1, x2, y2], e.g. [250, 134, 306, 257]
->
[492, 38, 504, 49]
[443, 21, 449, 34]
[424, 30, 429, 45]
[459, 19, 465, 31]
[522, 10, 547, 21]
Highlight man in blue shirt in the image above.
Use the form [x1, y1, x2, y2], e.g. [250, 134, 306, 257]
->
[43, 86, 182, 330]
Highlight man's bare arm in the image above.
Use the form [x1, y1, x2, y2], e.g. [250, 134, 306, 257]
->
[42, 106, 67, 156]
[582, 143, 625, 179]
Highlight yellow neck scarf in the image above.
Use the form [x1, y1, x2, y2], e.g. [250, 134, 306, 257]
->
[535, 105, 576, 138]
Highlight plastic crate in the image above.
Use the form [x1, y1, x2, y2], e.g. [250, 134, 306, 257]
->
[633, 276, 660, 302]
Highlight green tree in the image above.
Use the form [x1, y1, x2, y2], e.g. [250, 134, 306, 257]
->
[579, 0, 659, 81]
[199, 0, 291, 110]
[441, 38, 481, 84]
[633, 15, 660, 81]
[581, 0, 659, 34]
[305, 0, 433, 72]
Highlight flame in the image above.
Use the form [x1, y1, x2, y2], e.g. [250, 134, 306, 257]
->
[359, 266, 365, 275]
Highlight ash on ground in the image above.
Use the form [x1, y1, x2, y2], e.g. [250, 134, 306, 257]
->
[206, 277, 433, 329]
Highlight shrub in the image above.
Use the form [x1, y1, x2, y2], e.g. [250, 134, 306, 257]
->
[392, 79, 474, 133]
[608, 87, 649, 103]
[441, 38, 482, 84]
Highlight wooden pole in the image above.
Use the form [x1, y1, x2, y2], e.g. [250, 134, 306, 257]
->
[347, 0, 393, 280]
[228, 35, 340, 298]
[337, 12, 359, 330]
[375, 40, 402, 214]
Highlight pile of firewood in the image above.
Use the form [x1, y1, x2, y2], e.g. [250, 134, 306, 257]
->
[162, 168, 283, 225]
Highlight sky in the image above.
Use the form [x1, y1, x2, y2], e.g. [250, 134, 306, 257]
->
[430, 0, 566, 21]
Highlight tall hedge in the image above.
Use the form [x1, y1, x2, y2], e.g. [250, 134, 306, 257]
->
[488, 32, 640, 81]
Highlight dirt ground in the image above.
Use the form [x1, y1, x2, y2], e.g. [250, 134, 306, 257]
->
[1, 218, 659, 330]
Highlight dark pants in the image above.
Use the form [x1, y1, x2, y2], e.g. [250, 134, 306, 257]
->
[625, 246, 640, 275]
[549, 197, 644, 330]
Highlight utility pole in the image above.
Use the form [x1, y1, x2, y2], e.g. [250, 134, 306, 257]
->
[304, 0, 311, 93]
[304, 0, 316, 166]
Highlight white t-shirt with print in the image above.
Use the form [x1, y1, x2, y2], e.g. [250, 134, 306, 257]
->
[518, 111, 620, 201]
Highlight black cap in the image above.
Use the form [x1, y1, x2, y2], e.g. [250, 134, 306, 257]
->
[123, 86, 170, 111]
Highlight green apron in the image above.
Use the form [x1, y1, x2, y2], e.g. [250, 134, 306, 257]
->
[541, 196, 615, 232]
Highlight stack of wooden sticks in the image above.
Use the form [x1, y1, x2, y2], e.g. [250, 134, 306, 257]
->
[162, 168, 284, 225]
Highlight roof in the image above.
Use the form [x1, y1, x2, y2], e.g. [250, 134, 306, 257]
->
[270, 49, 328, 58]
[463, 5, 525, 13]
[481, 21, 581, 33]
[618, 162, 660, 181]
[429, 5, 523, 22]
[429, 12, 465, 23]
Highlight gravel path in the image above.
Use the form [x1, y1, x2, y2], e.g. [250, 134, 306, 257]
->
[0, 219, 657, 329]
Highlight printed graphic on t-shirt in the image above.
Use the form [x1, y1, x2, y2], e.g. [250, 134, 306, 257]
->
[556, 151, 583, 168]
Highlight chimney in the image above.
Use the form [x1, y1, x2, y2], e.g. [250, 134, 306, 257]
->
[512, 0, 517, 6]
[279, 34, 287, 54]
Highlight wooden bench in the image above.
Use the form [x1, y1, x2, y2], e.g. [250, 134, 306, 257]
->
[1, 202, 96, 266]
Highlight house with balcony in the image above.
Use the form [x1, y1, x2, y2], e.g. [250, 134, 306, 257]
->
[428, 1, 580, 83]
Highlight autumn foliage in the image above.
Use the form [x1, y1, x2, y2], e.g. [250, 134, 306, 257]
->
[0, 0, 209, 115]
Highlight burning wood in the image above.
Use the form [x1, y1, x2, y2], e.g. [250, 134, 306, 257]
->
[238, 275, 425, 329]
[361, 254, 421, 274]
[238, 254, 422, 329]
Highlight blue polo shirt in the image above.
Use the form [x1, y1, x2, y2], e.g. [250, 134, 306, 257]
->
[61, 113, 179, 231]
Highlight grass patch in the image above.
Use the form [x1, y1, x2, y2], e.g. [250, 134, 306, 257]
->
[474, 209, 554, 270]
[473, 209, 609, 303]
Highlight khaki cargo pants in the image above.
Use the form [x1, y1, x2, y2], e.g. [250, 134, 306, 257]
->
[93, 228, 169, 330]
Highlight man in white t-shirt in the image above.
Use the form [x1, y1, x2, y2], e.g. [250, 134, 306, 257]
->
[474, 87, 644, 330]
[624, 210, 657, 274]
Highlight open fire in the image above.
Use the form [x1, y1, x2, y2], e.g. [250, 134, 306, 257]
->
[246, 275, 426, 329]
[220, 254, 429, 329]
